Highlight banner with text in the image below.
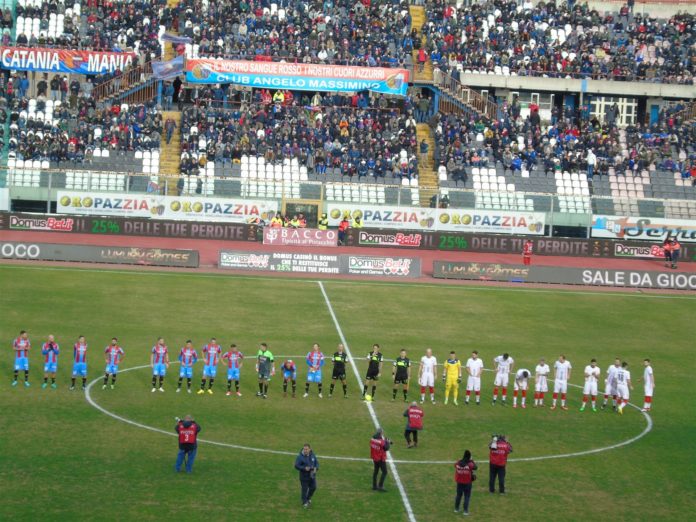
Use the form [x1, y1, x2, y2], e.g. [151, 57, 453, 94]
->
[0, 47, 136, 74]
[0, 241, 199, 267]
[56, 192, 278, 223]
[433, 261, 696, 290]
[219, 251, 420, 278]
[327, 204, 545, 235]
[185, 59, 409, 96]
[263, 227, 338, 247]
[591, 215, 696, 243]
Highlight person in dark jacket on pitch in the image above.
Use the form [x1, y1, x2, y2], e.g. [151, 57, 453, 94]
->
[294, 443, 319, 508]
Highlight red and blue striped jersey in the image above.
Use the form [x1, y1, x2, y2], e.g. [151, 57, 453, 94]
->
[105, 345, 124, 365]
[306, 351, 325, 370]
[179, 347, 198, 366]
[151, 344, 168, 364]
[73, 343, 88, 363]
[13, 337, 30, 358]
[223, 350, 243, 369]
[42, 342, 60, 363]
[203, 343, 222, 365]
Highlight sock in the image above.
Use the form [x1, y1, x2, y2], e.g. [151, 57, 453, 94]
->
[612, 395, 617, 406]
[371, 385, 376, 397]
[521, 390, 526, 405]
[305, 383, 310, 393]
[403, 389, 408, 400]
[502, 388, 507, 400]
[603, 394, 608, 405]
[51, 377, 55, 384]
[583, 395, 588, 404]
[25, 371, 29, 382]
[475, 391, 480, 403]
[591, 395, 596, 407]
[513, 390, 518, 406]
[227, 380, 232, 391]
[104, 374, 109, 386]
[292, 380, 297, 394]
[71, 377, 76, 387]
[187, 378, 191, 389]
[152, 376, 157, 388]
[363, 384, 368, 396]
[235, 380, 240, 392]
[44, 377, 48, 384]
[330, 383, 336, 394]
[644, 396, 651, 409]
[201, 380, 206, 390]
[429, 387, 434, 400]
[465, 390, 471, 402]
[259, 382, 264, 394]
[13, 370, 18, 382]
[82, 378, 86, 388]
[208, 378, 214, 389]
[453, 388, 458, 401]
[318, 383, 322, 394]
[552, 392, 558, 406]
[393, 388, 397, 399]
[159, 377, 164, 387]
[264, 383, 268, 394]
[283, 381, 288, 393]
[493, 386, 499, 400]
[111, 375, 116, 385]
[444, 385, 450, 400]
[561, 393, 566, 406]
[343, 384, 348, 396]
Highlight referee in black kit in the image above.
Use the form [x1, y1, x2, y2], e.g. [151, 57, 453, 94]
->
[329, 344, 349, 398]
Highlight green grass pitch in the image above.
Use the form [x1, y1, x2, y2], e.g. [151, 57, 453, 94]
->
[0, 264, 694, 521]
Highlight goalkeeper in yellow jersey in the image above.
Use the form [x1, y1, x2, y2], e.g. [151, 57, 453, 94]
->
[443, 351, 462, 406]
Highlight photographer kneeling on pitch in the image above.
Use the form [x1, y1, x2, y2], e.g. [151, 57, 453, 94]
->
[489, 434, 513, 494]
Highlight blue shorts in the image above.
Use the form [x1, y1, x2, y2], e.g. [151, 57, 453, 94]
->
[72, 362, 87, 377]
[105, 364, 119, 375]
[44, 362, 58, 373]
[153, 363, 167, 376]
[283, 371, 296, 380]
[307, 370, 322, 383]
[227, 368, 240, 381]
[203, 365, 217, 378]
[179, 366, 193, 379]
[15, 357, 29, 371]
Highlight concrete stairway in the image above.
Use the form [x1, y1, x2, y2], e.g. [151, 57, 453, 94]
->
[416, 123, 438, 206]
[163, 0, 181, 61]
[409, 5, 433, 83]
[160, 111, 182, 194]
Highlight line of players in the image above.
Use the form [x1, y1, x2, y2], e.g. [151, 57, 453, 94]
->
[10, 331, 655, 412]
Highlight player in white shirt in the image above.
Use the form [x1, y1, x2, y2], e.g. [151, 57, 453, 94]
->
[464, 350, 484, 405]
[512, 369, 530, 408]
[418, 348, 438, 404]
[580, 358, 601, 412]
[550, 355, 572, 410]
[492, 353, 514, 405]
[640, 358, 654, 412]
[615, 361, 633, 415]
[602, 358, 621, 410]
[534, 358, 550, 407]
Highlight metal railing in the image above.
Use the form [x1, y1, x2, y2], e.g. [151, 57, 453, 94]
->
[433, 68, 498, 120]
[92, 61, 155, 102]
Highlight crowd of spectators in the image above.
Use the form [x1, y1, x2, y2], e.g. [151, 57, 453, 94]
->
[178, 90, 419, 179]
[423, 0, 695, 84]
[433, 97, 696, 183]
[173, 0, 415, 67]
[5, 95, 162, 163]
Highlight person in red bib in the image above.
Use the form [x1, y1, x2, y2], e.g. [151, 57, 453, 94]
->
[522, 239, 533, 266]
[454, 449, 478, 515]
[403, 402, 424, 448]
[370, 428, 391, 492]
[489, 434, 512, 494]
[175, 415, 201, 473]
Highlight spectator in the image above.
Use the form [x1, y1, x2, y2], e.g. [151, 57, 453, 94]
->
[587, 148, 597, 179]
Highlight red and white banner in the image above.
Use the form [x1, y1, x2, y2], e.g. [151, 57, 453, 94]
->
[263, 227, 338, 247]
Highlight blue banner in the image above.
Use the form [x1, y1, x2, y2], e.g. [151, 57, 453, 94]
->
[152, 55, 184, 80]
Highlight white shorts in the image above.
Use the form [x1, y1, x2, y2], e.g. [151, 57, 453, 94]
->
[583, 382, 598, 396]
[617, 384, 630, 400]
[514, 379, 528, 391]
[605, 381, 616, 396]
[644, 385, 653, 397]
[466, 376, 481, 392]
[494, 373, 509, 387]
[535, 376, 548, 392]
[553, 379, 568, 394]
[419, 373, 434, 387]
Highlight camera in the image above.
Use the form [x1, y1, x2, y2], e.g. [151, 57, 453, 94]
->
[490, 434, 505, 449]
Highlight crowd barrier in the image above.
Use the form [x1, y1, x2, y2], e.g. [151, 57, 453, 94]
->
[433, 261, 696, 291]
[344, 228, 691, 260]
[219, 251, 420, 278]
[0, 241, 199, 268]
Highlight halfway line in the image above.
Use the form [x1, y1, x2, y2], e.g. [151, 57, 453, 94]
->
[318, 281, 417, 522]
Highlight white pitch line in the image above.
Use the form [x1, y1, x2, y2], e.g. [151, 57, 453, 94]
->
[318, 281, 417, 522]
[84, 364, 652, 466]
